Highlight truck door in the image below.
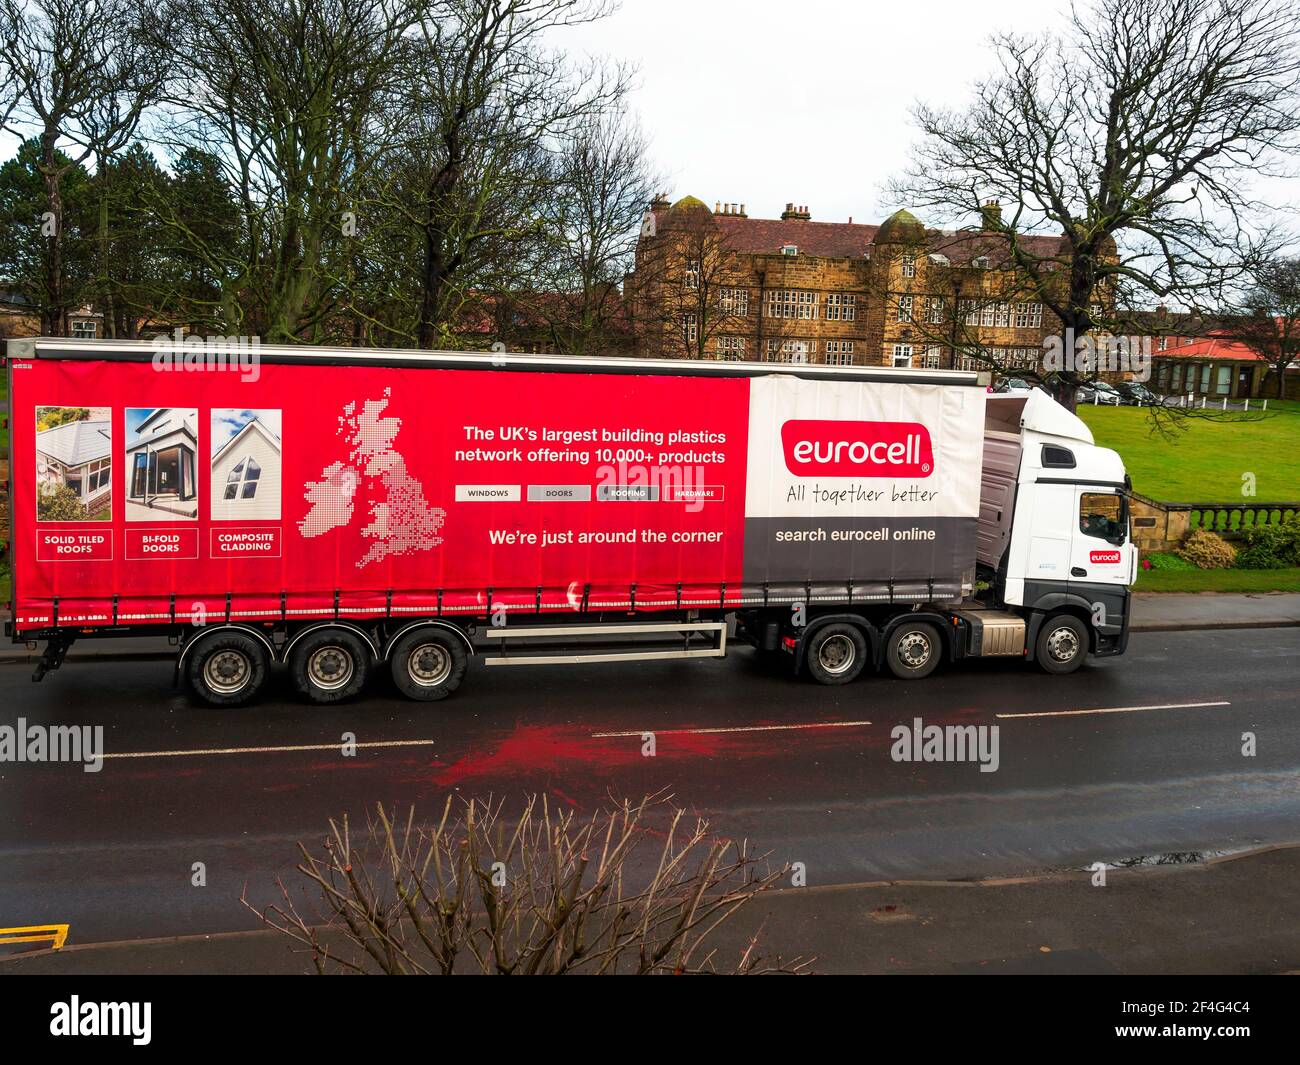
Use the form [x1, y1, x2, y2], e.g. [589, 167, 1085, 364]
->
[1070, 489, 1133, 589]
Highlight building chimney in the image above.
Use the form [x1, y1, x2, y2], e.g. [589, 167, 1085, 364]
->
[781, 202, 811, 221]
[649, 192, 670, 211]
[980, 200, 1002, 230]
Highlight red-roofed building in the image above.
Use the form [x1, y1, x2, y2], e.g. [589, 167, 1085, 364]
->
[1151, 335, 1289, 400]
[624, 196, 1096, 372]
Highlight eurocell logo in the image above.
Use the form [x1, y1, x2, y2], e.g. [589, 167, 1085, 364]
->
[1090, 549, 1123, 564]
[781, 420, 934, 478]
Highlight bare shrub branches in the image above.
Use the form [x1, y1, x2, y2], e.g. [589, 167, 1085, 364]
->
[245, 793, 809, 975]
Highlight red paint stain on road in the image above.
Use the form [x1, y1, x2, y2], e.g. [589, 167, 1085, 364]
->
[427, 720, 870, 788]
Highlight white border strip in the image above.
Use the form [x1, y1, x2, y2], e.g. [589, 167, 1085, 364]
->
[102, 739, 436, 760]
[592, 720, 871, 738]
[996, 701, 1230, 720]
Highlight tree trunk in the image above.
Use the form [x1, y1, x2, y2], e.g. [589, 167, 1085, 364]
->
[40, 129, 66, 337]
[418, 222, 447, 350]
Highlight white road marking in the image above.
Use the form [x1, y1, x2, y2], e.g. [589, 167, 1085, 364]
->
[592, 720, 871, 738]
[996, 701, 1231, 720]
[102, 739, 437, 760]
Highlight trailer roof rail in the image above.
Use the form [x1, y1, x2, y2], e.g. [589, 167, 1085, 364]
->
[7, 337, 983, 386]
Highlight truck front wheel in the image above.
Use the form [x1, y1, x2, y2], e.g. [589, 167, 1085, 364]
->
[885, 621, 942, 680]
[289, 628, 371, 704]
[804, 624, 867, 685]
[185, 630, 270, 708]
[1034, 614, 1088, 674]
[389, 628, 468, 701]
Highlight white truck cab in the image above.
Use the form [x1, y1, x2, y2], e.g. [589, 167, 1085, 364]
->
[979, 391, 1137, 665]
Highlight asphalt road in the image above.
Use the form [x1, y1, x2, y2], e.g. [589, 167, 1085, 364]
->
[1, 626, 1297, 946]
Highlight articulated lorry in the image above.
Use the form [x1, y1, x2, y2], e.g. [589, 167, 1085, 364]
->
[5, 338, 1136, 706]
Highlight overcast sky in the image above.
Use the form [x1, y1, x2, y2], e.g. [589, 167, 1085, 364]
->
[561, 0, 1071, 226]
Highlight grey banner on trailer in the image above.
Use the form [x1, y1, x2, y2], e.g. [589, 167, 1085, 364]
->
[742, 516, 977, 585]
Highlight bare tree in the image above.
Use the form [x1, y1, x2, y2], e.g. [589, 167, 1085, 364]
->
[628, 201, 754, 360]
[389, 0, 630, 349]
[526, 110, 656, 355]
[1220, 255, 1300, 398]
[887, 0, 1300, 407]
[245, 794, 809, 975]
[0, 0, 164, 335]
[145, 0, 427, 341]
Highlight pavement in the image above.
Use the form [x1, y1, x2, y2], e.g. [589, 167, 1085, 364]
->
[5, 845, 1298, 974]
[1130, 591, 1300, 631]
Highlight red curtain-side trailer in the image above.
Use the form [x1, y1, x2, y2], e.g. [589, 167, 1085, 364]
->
[6, 338, 1039, 706]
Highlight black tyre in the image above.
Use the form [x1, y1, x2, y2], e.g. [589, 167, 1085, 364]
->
[884, 621, 942, 680]
[389, 627, 468, 701]
[185, 630, 270, 708]
[1034, 614, 1089, 674]
[289, 627, 371, 704]
[804, 623, 867, 685]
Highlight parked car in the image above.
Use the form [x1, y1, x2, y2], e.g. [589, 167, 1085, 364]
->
[1114, 381, 1157, 406]
[993, 377, 1048, 395]
[1075, 381, 1122, 406]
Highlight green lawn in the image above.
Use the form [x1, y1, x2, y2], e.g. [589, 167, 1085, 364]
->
[1077, 405, 1300, 503]
[1134, 566, 1300, 593]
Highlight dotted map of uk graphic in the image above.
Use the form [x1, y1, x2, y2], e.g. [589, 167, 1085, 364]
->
[298, 390, 446, 568]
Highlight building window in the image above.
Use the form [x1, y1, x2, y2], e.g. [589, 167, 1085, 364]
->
[719, 288, 749, 316]
[1172, 364, 1183, 390]
[1013, 302, 1042, 329]
[766, 289, 818, 319]
[1216, 366, 1231, 394]
[715, 336, 745, 360]
[926, 297, 945, 324]
[767, 339, 812, 363]
[1157, 336, 1169, 351]
[71, 320, 98, 339]
[956, 354, 982, 371]
[825, 293, 856, 321]
[921, 345, 943, 369]
[972, 256, 990, 269]
[900, 255, 916, 278]
[824, 340, 855, 366]
[959, 299, 979, 326]
[892, 344, 914, 368]
[895, 294, 914, 323]
[681, 313, 697, 343]
[781, 244, 798, 256]
[223, 456, 261, 500]
[683, 260, 699, 289]
[87, 457, 111, 493]
[1200, 364, 1211, 392]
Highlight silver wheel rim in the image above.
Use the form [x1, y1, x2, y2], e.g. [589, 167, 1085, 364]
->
[817, 634, 856, 676]
[897, 630, 932, 670]
[308, 645, 354, 691]
[206, 649, 251, 695]
[1046, 625, 1080, 662]
[407, 643, 451, 687]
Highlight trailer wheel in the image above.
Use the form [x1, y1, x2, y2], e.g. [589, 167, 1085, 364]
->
[1034, 614, 1088, 674]
[389, 628, 467, 701]
[885, 621, 942, 680]
[804, 624, 867, 685]
[185, 631, 270, 708]
[289, 628, 370, 704]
